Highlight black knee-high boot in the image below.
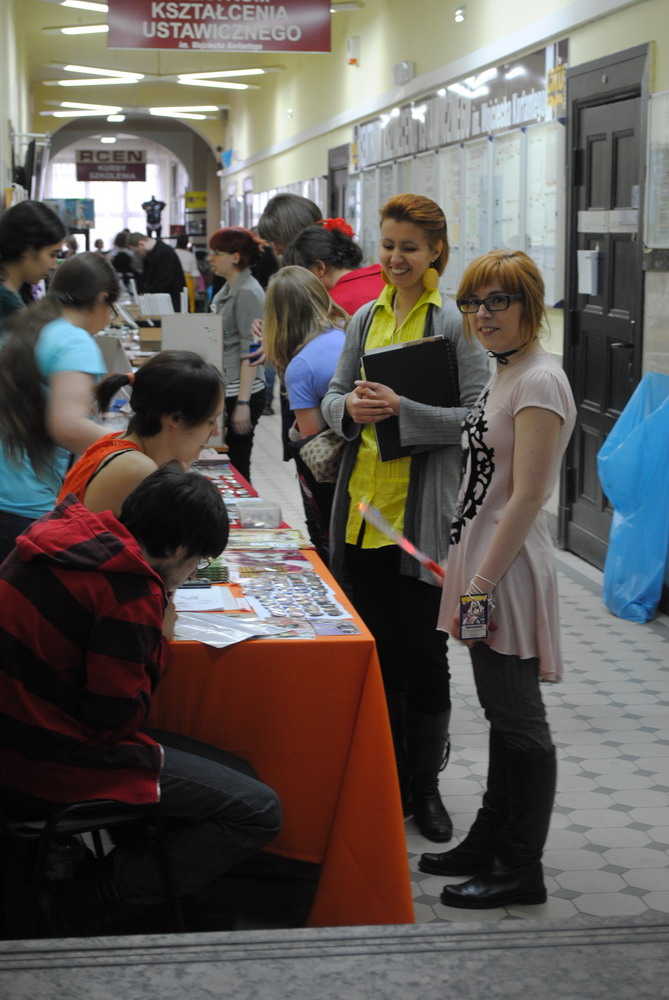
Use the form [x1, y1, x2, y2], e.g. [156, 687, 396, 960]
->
[419, 727, 508, 875]
[386, 692, 412, 817]
[440, 745, 556, 909]
[407, 708, 453, 843]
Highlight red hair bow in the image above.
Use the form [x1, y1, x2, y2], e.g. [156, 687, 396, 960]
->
[319, 217, 355, 238]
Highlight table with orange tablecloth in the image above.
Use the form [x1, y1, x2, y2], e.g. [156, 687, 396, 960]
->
[147, 549, 414, 928]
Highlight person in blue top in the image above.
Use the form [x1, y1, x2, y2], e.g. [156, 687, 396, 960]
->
[0, 252, 116, 563]
[0, 200, 66, 330]
[263, 265, 346, 560]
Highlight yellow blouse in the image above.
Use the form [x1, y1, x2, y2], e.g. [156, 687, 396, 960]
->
[345, 283, 442, 548]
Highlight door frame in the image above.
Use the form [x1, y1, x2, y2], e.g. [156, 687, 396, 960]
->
[559, 44, 650, 562]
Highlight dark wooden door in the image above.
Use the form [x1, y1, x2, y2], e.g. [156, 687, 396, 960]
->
[561, 47, 648, 568]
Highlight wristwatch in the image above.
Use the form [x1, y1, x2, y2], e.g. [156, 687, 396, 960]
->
[236, 400, 250, 405]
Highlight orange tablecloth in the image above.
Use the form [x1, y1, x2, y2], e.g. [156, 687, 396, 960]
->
[147, 550, 414, 928]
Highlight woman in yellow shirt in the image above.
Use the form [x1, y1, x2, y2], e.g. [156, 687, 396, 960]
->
[322, 195, 489, 842]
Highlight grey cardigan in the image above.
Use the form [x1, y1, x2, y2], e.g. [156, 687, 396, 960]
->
[211, 267, 265, 394]
[321, 296, 490, 586]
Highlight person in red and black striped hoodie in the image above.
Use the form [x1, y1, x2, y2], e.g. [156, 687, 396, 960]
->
[0, 464, 281, 936]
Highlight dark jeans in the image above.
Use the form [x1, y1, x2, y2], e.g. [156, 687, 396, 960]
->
[470, 642, 553, 754]
[113, 729, 282, 905]
[345, 543, 450, 713]
[0, 510, 35, 566]
[224, 391, 265, 484]
[1, 729, 282, 907]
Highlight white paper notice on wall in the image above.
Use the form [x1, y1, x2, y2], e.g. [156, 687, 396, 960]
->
[577, 249, 600, 296]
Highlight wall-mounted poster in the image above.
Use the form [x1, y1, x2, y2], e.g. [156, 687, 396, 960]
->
[45, 198, 95, 229]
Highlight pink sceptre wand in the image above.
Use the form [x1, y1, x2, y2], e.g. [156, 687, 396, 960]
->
[358, 501, 445, 579]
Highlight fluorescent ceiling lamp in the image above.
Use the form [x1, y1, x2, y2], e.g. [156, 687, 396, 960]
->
[46, 77, 141, 86]
[107, 114, 125, 122]
[60, 101, 122, 112]
[179, 69, 265, 80]
[60, 64, 144, 79]
[178, 79, 252, 91]
[150, 111, 207, 120]
[61, 1, 108, 10]
[100, 137, 116, 143]
[505, 66, 526, 80]
[43, 24, 108, 35]
[151, 105, 219, 113]
[411, 104, 427, 123]
[41, 109, 107, 116]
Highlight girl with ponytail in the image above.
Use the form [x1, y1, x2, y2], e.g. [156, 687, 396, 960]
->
[0, 252, 118, 561]
[59, 350, 224, 515]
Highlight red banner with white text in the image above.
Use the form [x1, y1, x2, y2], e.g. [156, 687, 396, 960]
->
[107, 0, 331, 53]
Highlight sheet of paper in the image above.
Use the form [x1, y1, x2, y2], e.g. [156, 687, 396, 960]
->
[174, 586, 240, 612]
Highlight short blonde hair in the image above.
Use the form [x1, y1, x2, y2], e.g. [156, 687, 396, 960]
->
[457, 249, 547, 344]
[264, 266, 343, 380]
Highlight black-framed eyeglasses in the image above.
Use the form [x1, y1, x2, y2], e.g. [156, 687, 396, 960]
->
[456, 292, 524, 314]
[110, 303, 119, 318]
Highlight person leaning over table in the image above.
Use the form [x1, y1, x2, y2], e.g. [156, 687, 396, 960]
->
[0, 464, 281, 937]
[0, 252, 117, 564]
[57, 350, 224, 516]
[321, 193, 490, 842]
[208, 226, 266, 483]
[419, 250, 576, 910]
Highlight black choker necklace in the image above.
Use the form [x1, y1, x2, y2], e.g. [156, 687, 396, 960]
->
[487, 337, 536, 365]
[486, 348, 520, 365]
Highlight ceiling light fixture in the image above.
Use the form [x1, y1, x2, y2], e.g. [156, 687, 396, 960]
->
[60, 101, 122, 112]
[60, 1, 108, 11]
[100, 136, 116, 143]
[178, 69, 265, 80]
[60, 64, 144, 79]
[42, 24, 108, 35]
[149, 106, 217, 120]
[505, 66, 526, 80]
[178, 78, 254, 91]
[454, 5, 466, 22]
[107, 114, 126, 122]
[45, 77, 141, 87]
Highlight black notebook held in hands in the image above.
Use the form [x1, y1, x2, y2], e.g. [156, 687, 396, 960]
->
[361, 335, 460, 462]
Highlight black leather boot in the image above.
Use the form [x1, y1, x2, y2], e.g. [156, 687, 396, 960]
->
[407, 708, 453, 842]
[439, 745, 557, 909]
[419, 728, 508, 875]
[386, 692, 412, 817]
[439, 857, 547, 908]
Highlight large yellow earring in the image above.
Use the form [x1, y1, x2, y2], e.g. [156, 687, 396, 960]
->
[422, 263, 439, 292]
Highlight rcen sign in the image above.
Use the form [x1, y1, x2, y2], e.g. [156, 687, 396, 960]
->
[76, 150, 147, 182]
[107, 0, 331, 53]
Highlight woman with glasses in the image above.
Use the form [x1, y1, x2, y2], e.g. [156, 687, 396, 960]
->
[58, 351, 224, 516]
[419, 249, 576, 909]
[208, 227, 266, 483]
[322, 194, 489, 842]
[0, 252, 116, 562]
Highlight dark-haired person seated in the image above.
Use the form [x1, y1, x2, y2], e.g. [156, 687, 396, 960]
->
[0, 465, 281, 936]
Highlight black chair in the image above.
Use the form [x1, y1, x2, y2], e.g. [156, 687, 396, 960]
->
[0, 799, 184, 938]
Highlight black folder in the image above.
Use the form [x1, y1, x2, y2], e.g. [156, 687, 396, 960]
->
[361, 335, 460, 461]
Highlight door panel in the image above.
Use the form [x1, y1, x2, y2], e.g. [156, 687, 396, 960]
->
[563, 89, 643, 567]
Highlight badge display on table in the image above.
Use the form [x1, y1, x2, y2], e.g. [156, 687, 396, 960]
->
[459, 592, 490, 640]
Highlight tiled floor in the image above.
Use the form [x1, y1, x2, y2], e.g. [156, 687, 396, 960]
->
[249, 397, 669, 926]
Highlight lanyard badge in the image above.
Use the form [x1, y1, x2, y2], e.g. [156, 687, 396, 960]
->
[459, 592, 490, 641]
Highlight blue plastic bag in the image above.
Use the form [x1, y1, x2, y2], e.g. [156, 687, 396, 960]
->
[597, 372, 669, 622]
